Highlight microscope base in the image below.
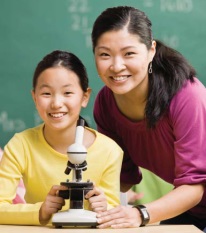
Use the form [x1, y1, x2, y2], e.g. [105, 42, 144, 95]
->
[52, 209, 97, 228]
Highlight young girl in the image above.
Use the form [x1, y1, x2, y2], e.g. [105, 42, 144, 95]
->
[91, 6, 206, 231]
[0, 50, 123, 226]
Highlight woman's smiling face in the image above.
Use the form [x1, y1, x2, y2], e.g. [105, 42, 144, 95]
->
[94, 28, 156, 96]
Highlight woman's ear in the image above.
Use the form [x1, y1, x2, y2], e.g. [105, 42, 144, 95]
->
[149, 40, 156, 61]
[81, 88, 92, 108]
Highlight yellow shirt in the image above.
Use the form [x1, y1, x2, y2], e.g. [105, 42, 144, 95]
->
[0, 124, 123, 225]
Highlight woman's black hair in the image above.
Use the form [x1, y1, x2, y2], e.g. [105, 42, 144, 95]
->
[92, 6, 196, 127]
[147, 40, 195, 127]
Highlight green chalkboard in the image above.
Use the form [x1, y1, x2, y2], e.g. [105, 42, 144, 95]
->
[0, 0, 206, 147]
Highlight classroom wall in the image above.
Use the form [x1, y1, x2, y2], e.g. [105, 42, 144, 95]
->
[0, 0, 206, 147]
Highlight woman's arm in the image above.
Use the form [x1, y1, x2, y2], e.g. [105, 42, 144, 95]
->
[121, 182, 133, 192]
[96, 183, 204, 228]
[146, 184, 204, 224]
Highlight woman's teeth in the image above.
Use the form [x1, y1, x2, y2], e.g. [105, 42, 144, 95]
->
[112, 76, 128, 81]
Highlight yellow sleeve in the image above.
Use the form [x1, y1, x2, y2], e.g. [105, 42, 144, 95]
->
[0, 135, 41, 225]
[86, 131, 123, 210]
[100, 144, 123, 209]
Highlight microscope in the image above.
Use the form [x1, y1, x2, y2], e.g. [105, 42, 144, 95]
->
[52, 118, 97, 228]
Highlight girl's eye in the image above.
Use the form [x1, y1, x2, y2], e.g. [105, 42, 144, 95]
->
[100, 53, 109, 57]
[42, 92, 51, 96]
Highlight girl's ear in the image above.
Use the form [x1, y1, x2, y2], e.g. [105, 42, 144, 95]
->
[31, 89, 36, 106]
[81, 88, 92, 108]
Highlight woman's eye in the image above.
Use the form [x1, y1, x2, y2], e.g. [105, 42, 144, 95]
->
[65, 92, 72, 95]
[126, 52, 135, 56]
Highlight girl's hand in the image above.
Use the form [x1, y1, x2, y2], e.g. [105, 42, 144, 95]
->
[85, 186, 107, 213]
[39, 185, 68, 225]
[96, 205, 141, 228]
[127, 189, 144, 204]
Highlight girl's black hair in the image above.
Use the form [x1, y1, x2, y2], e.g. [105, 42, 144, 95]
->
[79, 115, 89, 127]
[33, 50, 90, 127]
[33, 50, 89, 92]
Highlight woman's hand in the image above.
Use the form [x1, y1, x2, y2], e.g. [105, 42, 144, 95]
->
[85, 186, 107, 213]
[96, 205, 141, 228]
[39, 185, 68, 225]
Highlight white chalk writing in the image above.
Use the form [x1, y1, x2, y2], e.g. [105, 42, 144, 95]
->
[67, 0, 92, 48]
[0, 111, 26, 132]
[160, 0, 193, 12]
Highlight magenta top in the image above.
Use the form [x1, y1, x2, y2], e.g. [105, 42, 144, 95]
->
[94, 78, 206, 218]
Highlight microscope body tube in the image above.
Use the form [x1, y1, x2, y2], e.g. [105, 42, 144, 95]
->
[75, 125, 84, 145]
[67, 118, 87, 181]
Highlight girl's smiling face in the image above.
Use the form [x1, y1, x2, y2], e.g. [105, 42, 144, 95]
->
[32, 67, 90, 131]
[94, 28, 156, 96]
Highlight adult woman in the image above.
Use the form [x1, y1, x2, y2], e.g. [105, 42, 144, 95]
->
[0, 50, 123, 226]
[92, 6, 206, 231]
